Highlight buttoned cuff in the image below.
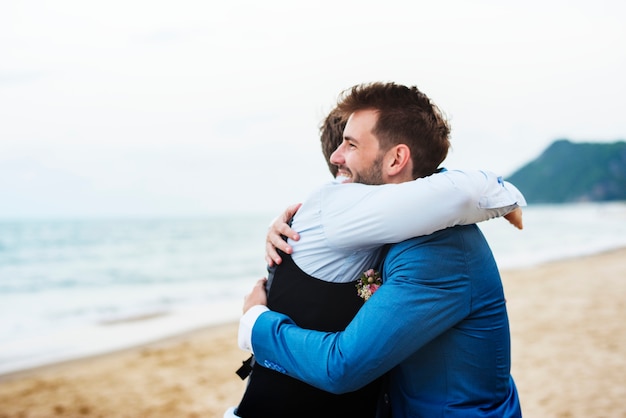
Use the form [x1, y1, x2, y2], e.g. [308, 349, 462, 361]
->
[238, 305, 270, 352]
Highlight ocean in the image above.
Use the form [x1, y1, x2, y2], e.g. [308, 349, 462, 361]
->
[1, 202, 626, 375]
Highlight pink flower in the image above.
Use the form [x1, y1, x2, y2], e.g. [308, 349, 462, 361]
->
[356, 269, 382, 301]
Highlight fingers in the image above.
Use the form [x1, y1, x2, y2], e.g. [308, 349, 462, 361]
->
[265, 232, 292, 265]
[276, 222, 300, 242]
[504, 207, 523, 230]
[265, 240, 282, 266]
[282, 203, 302, 223]
[266, 229, 291, 266]
[277, 202, 302, 241]
[265, 203, 302, 265]
[243, 277, 269, 313]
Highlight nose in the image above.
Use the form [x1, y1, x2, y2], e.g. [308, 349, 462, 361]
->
[330, 142, 345, 166]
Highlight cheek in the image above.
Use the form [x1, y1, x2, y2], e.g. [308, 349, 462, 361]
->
[343, 152, 356, 167]
[347, 151, 369, 169]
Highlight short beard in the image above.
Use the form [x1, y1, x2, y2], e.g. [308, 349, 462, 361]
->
[353, 155, 384, 185]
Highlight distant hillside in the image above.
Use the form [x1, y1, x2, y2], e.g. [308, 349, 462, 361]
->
[507, 139, 626, 204]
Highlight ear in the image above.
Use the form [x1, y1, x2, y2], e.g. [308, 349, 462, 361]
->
[384, 144, 412, 178]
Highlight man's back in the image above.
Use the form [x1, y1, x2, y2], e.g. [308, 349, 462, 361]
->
[383, 224, 521, 417]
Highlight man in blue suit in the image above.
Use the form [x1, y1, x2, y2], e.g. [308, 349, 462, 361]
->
[239, 83, 522, 416]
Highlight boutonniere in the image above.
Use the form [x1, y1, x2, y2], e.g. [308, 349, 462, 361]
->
[356, 268, 382, 301]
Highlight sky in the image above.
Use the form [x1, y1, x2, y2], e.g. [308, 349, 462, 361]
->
[1, 0, 625, 219]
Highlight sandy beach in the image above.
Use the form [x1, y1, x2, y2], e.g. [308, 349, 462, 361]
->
[1, 248, 625, 417]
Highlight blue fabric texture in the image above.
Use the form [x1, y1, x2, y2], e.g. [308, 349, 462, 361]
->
[252, 225, 522, 417]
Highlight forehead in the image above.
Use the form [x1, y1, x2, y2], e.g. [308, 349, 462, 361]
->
[344, 109, 379, 144]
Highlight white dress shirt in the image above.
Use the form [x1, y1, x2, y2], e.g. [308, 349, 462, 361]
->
[238, 169, 525, 352]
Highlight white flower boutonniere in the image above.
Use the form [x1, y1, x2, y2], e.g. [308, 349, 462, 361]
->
[356, 268, 382, 301]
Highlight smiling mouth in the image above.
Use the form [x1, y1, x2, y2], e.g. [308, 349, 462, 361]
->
[336, 169, 352, 182]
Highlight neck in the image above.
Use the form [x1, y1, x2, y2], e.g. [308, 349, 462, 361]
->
[384, 169, 415, 184]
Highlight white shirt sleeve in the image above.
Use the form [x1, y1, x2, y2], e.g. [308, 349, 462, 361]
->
[319, 169, 525, 250]
[238, 305, 269, 353]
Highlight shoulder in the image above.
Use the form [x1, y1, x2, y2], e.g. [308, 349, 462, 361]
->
[386, 225, 481, 259]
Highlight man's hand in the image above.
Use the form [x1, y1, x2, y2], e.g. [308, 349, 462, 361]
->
[265, 203, 302, 266]
[504, 207, 523, 230]
[243, 278, 268, 314]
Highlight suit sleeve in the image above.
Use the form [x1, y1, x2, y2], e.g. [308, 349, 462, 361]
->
[250, 236, 472, 393]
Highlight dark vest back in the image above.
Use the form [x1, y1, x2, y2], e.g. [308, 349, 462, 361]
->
[235, 252, 382, 418]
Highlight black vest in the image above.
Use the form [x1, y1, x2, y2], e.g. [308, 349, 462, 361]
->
[235, 252, 382, 418]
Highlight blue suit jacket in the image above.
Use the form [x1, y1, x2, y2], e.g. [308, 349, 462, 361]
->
[251, 224, 521, 417]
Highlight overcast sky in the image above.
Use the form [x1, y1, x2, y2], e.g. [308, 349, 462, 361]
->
[1, 0, 625, 219]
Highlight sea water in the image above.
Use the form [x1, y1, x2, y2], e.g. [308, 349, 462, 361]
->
[1, 203, 625, 375]
[0, 215, 271, 375]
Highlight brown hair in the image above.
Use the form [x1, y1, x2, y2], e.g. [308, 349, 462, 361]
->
[319, 108, 346, 177]
[336, 82, 451, 179]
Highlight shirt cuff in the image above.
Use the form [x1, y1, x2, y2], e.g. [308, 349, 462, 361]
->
[479, 179, 527, 208]
[238, 305, 270, 353]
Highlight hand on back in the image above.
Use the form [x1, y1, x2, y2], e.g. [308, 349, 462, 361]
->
[265, 203, 302, 266]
